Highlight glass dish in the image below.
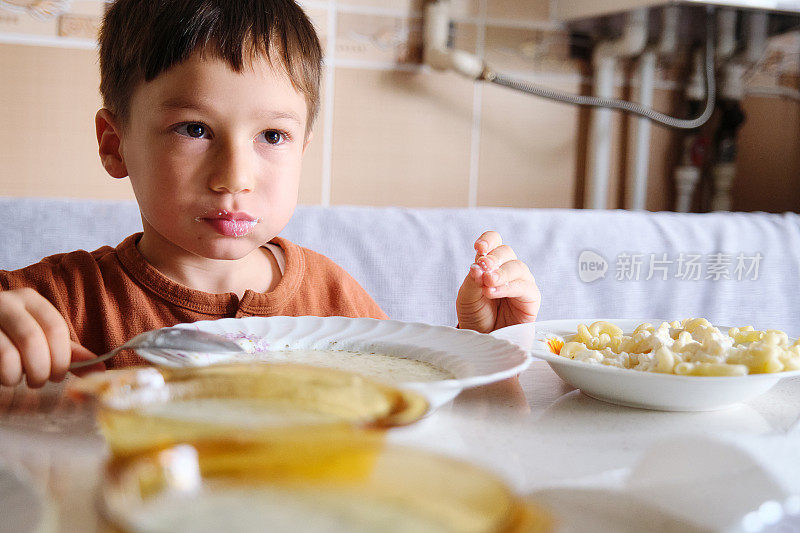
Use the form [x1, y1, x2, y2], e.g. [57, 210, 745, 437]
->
[87, 363, 429, 457]
[100, 441, 554, 533]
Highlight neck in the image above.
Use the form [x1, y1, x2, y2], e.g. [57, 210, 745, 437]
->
[136, 232, 281, 299]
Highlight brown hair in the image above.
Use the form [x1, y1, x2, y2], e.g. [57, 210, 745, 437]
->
[98, 0, 323, 136]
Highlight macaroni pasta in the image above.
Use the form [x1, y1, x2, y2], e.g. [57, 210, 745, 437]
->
[555, 319, 800, 376]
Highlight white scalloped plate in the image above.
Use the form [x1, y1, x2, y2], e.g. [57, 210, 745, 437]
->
[139, 317, 532, 410]
[530, 319, 800, 412]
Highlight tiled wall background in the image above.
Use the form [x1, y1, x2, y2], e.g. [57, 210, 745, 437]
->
[1, 0, 798, 211]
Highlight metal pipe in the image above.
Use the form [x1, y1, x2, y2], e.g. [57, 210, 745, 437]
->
[710, 11, 769, 211]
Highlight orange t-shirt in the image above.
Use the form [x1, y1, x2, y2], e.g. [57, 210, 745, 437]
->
[0, 234, 386, 368]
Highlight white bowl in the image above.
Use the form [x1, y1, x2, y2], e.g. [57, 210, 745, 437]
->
[530, 319, 800, 412]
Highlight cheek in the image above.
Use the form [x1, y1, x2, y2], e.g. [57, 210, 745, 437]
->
[259, 154, 302, 194]
[130, 142, 204, 192]
[257, 179, 299, 208]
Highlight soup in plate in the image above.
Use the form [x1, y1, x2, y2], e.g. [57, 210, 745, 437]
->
[245, 349, 456, 384]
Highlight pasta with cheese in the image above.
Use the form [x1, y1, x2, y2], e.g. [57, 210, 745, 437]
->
[552, 319, 800, 376]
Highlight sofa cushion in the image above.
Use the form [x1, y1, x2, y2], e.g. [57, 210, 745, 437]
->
[1, 198, 798, 336]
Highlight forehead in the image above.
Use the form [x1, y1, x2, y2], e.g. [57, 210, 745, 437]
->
[131, 51, 308, 126]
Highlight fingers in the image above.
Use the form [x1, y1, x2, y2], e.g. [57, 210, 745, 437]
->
[463, 231, 542, 331]
[24, 294, 71, 382]
[471, 243, 518, 287]
[0, 296, 49, 388]
[487, 276, 542, 325]
[0, 289, 72, 388]
[474, 231, 502, 257]
[470, 242, 542, 319]
[0, 329, 23, 387]
[474, 244, 517, 270]
[456, 271, 497, 334]
[481, 259, 531, 293]
[485, 275, 540, 302]
[69, 341, 104, 377]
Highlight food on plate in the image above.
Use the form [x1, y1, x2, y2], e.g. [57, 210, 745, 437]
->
[252, 350, 455, 383]
[221, 338, 457, 383]
[122, 483, 469, 532]
[92, 364, 429, 457]
[101, 443, 551, 533]
[135, 398, 356, 428]
[547, 318, 800, 376]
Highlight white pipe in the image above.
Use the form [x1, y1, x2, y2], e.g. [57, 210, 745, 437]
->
[629, 50, 656, 210]
[587, 56, 617, 210]
[747, 85, 800, 101]
[423, 0, 485, 79]
[423, 0, 450, 64]
[716, 9, 738, 62]
[720, 11, 768, 101]
[675, 166, 700, 213]
[722, 62, 747, 100]
[593, 9, 649, 60]
[657, 5, 679, 55]
[586, 9, 649, 210]
[672, 50, 706, 213]
[744, 11, 769, 64]
[628, 6, 680, 211]
[710, 163, 736, 211]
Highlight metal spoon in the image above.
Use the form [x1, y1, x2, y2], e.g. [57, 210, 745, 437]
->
[69, 327, 247, 369]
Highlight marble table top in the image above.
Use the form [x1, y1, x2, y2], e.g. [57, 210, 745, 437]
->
[2, 359, 799, 532]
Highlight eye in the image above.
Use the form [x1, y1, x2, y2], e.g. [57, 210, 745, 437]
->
[258, 130, 287, 145]
[175, 122, 211, 139]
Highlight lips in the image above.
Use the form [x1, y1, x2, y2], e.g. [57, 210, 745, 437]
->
[197, 210, 260, 237]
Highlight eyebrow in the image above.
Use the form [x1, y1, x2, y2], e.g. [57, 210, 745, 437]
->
[158, 97, 211, 112]
[159, 98, 303, 126]
[260, 110, 304, 126]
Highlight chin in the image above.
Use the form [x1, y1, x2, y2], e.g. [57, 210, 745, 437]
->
[197, 238, 262, 261]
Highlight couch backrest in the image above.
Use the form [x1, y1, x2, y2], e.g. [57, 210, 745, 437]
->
[1, 197, 798, 336]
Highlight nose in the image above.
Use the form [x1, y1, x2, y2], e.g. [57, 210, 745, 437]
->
[208, 139, 256, 194]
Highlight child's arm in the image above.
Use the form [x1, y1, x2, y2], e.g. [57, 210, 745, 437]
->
[456, 231, 541, 333]
[0, 289, 100, 388]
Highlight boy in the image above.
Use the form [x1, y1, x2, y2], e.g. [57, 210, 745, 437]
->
[0, 0, 540, 388]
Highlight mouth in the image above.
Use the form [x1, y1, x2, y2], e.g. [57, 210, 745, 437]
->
[196, 210, 261, 237]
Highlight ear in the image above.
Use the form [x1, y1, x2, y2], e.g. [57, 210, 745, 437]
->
[301, 130, 314, 156]
[95, 109, 129, 179]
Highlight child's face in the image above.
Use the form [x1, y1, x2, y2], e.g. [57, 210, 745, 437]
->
[112, 51, 311, 262]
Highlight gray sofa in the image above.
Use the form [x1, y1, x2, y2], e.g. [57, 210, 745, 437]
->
[1, 197, 798, 336]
